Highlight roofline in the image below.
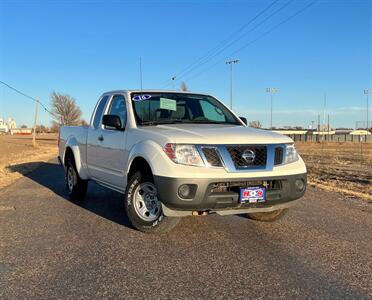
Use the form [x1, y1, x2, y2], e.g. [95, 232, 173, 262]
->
[101, 89, 211, 96]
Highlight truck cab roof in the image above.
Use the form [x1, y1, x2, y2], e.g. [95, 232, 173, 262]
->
[101, 90, 210, 97]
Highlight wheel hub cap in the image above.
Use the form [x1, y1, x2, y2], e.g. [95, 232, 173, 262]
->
[133, 182, 161, 222]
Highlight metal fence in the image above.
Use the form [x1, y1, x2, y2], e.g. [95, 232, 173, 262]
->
[284, 134, 372, 143]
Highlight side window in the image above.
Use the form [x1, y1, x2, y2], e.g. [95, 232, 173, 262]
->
[107, 95, 127, 128]
[200, 100, 226, 122]
[93, 95, 109, 129]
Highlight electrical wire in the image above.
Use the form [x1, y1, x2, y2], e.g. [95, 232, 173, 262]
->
[160, 0, 280, 88]
[181, 0, 317, 85]
[0, 80, 59, 119]
[169, 0, 294, 86]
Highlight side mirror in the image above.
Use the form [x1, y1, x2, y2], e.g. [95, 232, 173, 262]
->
[102, 115, 122, 130]
[239, 117, 247, 125]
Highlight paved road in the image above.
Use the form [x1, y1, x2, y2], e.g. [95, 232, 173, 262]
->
[1, 161, 371, 299]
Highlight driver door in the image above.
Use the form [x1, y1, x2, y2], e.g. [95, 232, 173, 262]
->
[87, 94, 129, 191]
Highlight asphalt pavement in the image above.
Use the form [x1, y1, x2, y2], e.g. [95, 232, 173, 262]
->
[0, 160, 371, 299]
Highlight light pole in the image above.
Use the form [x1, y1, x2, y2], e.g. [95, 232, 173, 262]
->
[364, 89, 370, 131]
[226, 59, 239, 109]
[266, 87, 278, 129]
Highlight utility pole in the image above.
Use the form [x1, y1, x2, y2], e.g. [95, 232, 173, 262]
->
[364, 89, 370, 131]
[317, 114, 320, 143]
[225, 59, 239, 109]
[266, 87, 278, 130]
[32, 97, 39, 147]
[327, 114, 330, 142]
[323, 93, 327, 142]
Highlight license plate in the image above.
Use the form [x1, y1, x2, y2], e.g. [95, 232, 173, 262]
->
[240, 187, 266, 203]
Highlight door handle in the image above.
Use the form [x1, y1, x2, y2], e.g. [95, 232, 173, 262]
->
[98, 135, 104, 142]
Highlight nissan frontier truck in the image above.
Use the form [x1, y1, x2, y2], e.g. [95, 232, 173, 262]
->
[58, 90, 307, 233]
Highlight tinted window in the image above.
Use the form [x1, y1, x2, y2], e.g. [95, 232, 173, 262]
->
[131, 93, 240, 125]
[107, 95, 127, 128]
[93, 95, 109, 129]
[200, 100, 226, 122]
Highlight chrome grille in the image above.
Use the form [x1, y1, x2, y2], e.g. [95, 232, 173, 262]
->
[202, 147, 223, 167]
[226, 146, 267, 169]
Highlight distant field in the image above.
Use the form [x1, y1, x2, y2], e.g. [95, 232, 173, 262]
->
[296, 142, 372, 202]
[0, 134, 58, 189]
[0, 134, 371, 202]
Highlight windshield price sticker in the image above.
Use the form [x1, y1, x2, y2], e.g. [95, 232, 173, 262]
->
[132, 94, 151, 101]
[160, 98, 177, 111]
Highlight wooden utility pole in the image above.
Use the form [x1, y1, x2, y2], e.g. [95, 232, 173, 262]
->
[317, 114, 320, 143]
[327, 114, 330, 142]
[32, 97, 39, 147]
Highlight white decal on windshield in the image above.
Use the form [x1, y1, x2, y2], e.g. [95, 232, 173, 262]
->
[132, 94, 151, 101]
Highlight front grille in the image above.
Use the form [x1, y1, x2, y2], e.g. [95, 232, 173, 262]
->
[202, 147, 223, 167]
[211, 180, 282, 193]
[226, 146, 267, 169]
[274, 146, 284, 165]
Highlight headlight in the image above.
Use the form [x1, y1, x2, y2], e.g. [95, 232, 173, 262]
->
[164, 144, 204, 167]
[285, 144, 299, 164]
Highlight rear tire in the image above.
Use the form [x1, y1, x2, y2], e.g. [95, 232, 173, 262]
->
[124, 171, 180, 234]
[246, 209, 287, 222]
[65, 158, 88, 201]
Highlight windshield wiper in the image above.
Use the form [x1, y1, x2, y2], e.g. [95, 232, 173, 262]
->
[139, 120, 239, 126]
[184, 120, 240, 125]
[139, 120, 184, 126]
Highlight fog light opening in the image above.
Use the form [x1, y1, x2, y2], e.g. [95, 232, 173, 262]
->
[295, 179, 305, 192]
[178, 184, 191, 198]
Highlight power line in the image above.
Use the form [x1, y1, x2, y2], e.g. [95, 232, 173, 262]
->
[168, 0, 294, 86]
[161, 0, 280, 88]
[169, 0, 279, 82]
[0, 80, 58, 119]
[181, 0, 317, 85]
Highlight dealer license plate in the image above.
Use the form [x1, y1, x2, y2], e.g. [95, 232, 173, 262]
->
[240, 187, 266, 203]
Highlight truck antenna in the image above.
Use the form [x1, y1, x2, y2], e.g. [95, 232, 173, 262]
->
[139, 56, 143, 94]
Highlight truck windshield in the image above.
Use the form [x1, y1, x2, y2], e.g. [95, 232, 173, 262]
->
[131, 93, 241, 126]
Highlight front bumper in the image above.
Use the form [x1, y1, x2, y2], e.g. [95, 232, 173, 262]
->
[154, 173, 307, 215]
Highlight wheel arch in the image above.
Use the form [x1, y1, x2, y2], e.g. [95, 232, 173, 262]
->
[63, 136, 89, 180]
[127, 156, 154, 183]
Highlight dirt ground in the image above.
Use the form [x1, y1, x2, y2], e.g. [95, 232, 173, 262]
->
[296, 142, 372, 202]
[0, 134, 58, 189]
[0, 134, 370, 201]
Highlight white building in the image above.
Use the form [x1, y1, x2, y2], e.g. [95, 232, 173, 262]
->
[0, 118, 17, 134]
[0, 118, 8, 134]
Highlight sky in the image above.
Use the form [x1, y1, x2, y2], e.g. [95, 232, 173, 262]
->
[0, 0, 371, 129]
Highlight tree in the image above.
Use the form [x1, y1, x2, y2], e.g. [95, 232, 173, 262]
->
[50, 91, 83, 126]
[36, 124, 47, 133]
[50, 122, 59, 133]
[80, 119, 88, 126]
[248, 120, 262, 128]
[180, 82, 189, 92]
[20, 124, 27, 128]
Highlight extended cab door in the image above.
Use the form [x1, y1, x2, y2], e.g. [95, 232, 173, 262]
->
[86, 94, 129, 191]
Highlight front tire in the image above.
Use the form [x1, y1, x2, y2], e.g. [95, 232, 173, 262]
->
[65, 158, 88, 201]
[246, 209, 287, 222]
[124, 171, 180, 234]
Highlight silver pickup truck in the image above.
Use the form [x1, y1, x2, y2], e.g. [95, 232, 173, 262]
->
[59, 90, 307, 233]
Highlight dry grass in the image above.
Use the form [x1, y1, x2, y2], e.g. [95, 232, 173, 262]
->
[0, 134, 58, 189]
[296, 142, 372, 202]
[0, 134, 370, 203]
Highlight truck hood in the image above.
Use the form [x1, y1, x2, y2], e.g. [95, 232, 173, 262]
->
[140, 124, 292, 144]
